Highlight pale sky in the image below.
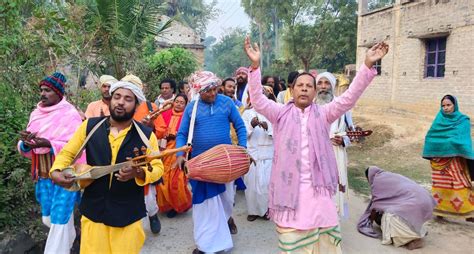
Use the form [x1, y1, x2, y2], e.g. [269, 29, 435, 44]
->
[205, 0, 251, 42]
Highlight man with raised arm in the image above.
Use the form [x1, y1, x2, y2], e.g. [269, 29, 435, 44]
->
[244, 36, 388, 253]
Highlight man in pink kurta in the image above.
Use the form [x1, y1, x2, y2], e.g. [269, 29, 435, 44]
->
[18, 72, 84, 254]
[244, 37, 389, 253]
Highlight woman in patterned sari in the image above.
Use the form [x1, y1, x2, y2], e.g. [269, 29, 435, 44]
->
[154, 93, 191, 218]
[423, 94, 474, 222]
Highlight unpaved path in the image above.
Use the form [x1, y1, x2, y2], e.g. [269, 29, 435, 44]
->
[141, 190, 473, 253]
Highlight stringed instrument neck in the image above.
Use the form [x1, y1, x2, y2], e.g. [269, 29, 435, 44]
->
[144, 104, 173, 121]
[132, 145, 191, 167]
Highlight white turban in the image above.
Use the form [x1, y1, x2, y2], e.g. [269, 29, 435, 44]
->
[110, 81, 146, 103]
[316, 72, 337, 91]
[98, 75, 118, 88]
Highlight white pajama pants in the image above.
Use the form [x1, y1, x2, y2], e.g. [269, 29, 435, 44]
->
[145, 185, 159, 216]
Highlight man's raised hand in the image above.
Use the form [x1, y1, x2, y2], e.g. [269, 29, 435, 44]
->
[365, 42, 389, 68]
[244, 36, 261, 69]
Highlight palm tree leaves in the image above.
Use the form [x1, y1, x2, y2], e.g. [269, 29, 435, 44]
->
[90, 0, 172, 76]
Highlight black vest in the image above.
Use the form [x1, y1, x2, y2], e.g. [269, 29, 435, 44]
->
[80, 117, 152, 227]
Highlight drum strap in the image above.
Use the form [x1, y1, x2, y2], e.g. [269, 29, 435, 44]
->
[185, 97, 199, 159]
[187, 98, 199, 146]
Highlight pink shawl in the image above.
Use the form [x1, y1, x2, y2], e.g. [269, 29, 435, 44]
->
[18, 98, 84, 162]
[248, 65, 376, 213]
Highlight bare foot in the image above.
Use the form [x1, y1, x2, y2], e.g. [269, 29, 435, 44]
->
[405, 238, 424, 250]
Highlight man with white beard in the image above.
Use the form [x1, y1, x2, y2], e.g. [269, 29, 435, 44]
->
[315, 72, 354, 219]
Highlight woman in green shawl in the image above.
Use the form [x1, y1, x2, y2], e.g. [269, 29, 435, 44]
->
[423, 95, 474, 222]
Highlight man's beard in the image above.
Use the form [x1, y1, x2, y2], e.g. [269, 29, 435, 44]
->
[110, 107, 134, 122]
[102, 94, 111, 100]
[236, 77, 247, 86]
[315, 91, 334, 105]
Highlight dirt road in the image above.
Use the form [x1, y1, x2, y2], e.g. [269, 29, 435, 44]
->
[141, 189, 473, 253]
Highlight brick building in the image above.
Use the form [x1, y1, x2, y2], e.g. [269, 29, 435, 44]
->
[356, 0, 474, 118]
[155, 16, 205, 68]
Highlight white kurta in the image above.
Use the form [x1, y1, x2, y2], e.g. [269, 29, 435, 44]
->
[235, 84, 249, 108]
[329, 112, 352, 219]
[242, 108, 274, 216]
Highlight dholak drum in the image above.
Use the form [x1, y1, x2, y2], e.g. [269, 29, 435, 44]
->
[185, 144, 251, 184]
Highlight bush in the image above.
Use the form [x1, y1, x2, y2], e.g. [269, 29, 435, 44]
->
[0, 84, 46, 240]
[144, 47, 198, 99]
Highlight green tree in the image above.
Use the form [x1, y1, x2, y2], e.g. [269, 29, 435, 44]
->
[90, 0, 172, 77]
[242, 0, 284, 70]
[165, 0, 217, 35]
[207, 28, 249, 78]
[241, 0, 358, 73]
[281, 0, 357, 71]
[144, 47, 198, 99]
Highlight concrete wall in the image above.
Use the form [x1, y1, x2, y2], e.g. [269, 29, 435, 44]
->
[356, 0, 474, 118]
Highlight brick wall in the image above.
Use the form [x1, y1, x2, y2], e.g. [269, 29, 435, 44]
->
[356, 0, 474, 118]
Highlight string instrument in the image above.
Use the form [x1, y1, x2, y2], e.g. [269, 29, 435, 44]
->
[334, 129, 373, 142]
[62, 145, 191, 191]
[144, 103, 172, 121]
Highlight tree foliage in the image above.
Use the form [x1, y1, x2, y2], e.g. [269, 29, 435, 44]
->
[165, 0, 217, 35]
[241, 0, 358, 73]
[90, 0, 173, 77]
[144, 47, 198, 99]
[206, 28, 249, 78]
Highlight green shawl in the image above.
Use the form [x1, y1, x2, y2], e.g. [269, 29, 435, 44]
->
[423, 96, 474, 160]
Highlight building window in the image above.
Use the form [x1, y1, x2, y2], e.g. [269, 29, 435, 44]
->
[373, 59, 382, 75]
[425, 37, 446, 78]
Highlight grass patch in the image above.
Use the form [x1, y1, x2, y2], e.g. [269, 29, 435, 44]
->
[347, 117, 431, 195]
[348, 166, 370, 196]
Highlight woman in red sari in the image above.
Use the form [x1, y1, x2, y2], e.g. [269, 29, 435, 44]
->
[154, 93, 191, 218]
